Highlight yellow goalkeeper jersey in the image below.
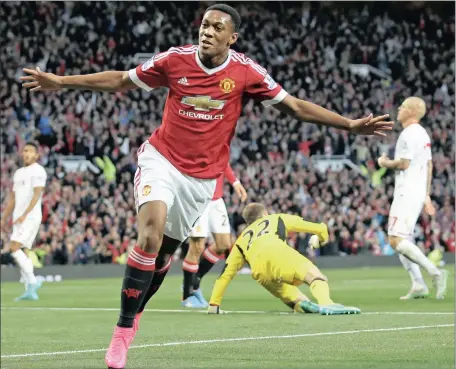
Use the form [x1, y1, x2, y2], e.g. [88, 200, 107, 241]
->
[209, 214, 328, 306]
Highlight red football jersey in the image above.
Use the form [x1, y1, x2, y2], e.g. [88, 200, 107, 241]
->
[213, 163, 238, 200]
[129, 45, 287, 179]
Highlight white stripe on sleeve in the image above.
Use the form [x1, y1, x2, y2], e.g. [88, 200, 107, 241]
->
[261, 89, 288, 107]
[128, 68, 153, 92]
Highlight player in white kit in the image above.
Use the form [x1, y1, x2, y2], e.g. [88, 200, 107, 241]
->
[1, 143, 47, 301]
[377, 97, 448, 300]
[181, 163, 247, 307]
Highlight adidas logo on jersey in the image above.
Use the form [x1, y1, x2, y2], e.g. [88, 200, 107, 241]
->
[178, 77, 189, 85]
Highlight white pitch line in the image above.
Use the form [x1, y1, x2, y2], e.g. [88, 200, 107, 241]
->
[1, 306, 454, 316]
[0, 306, 269, 314]
[2, 324, 453, 359]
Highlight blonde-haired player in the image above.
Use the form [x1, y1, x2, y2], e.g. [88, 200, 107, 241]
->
[1, 143, 47, 301]
[378, 97, 448, 299]
[207, 203, 361, 315]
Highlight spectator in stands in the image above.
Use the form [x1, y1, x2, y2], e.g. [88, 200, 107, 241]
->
[1, 2, 454, 266]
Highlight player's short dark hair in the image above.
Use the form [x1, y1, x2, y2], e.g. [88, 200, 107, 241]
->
[242, 203, 266, 225]
[24, 142, 38, 151]
[205, 4, 241, 32]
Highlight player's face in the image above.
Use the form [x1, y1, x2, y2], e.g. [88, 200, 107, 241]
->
[22, 145, 38, 166]
[397, 102, 409, 123]
[397, 104, 404, 122]
[199, 10, 238, 58]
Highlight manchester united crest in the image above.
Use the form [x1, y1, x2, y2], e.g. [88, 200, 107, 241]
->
[142, 185, 151, 196]
[220, 78, 235, 93]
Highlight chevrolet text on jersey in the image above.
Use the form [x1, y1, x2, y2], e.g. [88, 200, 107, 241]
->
[179, 110, 225, 120]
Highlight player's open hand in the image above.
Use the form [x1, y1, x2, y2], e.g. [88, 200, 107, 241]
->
[349, 114, 393, 137]
[424, 196, 436, 216]
[233, 182, 248, 203]
[318, 223, 329, 246]
[20, 67, 62, 92]
[377, 153, 389, 168]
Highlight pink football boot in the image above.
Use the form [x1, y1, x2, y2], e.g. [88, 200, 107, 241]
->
[105, 326, 136, 369]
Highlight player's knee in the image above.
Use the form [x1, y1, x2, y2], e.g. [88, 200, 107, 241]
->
[137, 201, 168, 253]
[389, 235, 402, 249]
[312, 272, 328, 284]
[138, 225, 163, 254]
[305, 267, 327, 285]
[189, 238, 205, 257]
[214, 242, 230, 255]
[213, 235, 231, 255]
[9, 242, 21, 253]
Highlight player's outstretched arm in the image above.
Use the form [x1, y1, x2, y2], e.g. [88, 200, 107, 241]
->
[281, 215, 329, 245]
[208, 246, 245, 313]
[20, 67, 136, 93]
[274, 95, 393, 137]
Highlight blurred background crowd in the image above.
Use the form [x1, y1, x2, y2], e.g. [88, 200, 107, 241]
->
[1, 1, 454, 267]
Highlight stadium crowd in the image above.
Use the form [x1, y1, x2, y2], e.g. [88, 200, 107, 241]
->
[1, 2, 454, 267]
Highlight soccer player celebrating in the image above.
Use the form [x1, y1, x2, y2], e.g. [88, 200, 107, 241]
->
[182, 163, 247, 308]
[208, 203, 361, 315]
[1, 143, 47, 301]
[377, 97, 448, 300]
[21, 4, 391, 368]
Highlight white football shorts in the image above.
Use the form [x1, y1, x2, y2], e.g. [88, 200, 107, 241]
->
[134, 141, 216, 242]
[10, 218, 41, 249]
[388, 194, 424, 238]
[190, 198, 230, 238]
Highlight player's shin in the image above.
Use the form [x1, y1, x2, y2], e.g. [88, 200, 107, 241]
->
[395, 239, 440, 276]
[11, 249, 37, 285]
[138, 257, 172, 314]
[398, 254, 427, 288]
[182, 259, 198, 300]
[194, 245, 220, 290]
[117, 246, 157, 328]
[309, 279, 334, 306]
[130, 256, 172, 335]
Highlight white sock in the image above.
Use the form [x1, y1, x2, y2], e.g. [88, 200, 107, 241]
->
[11, 249, 37, 285]
[19, 269, 27, 288]
[396, 239, 440, 277]
[398, 254, 427, 288]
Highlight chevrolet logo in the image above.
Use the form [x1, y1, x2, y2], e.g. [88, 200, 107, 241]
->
[181, 96, 225, 112]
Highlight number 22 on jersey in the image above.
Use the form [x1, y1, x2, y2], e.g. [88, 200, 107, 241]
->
[241, 219, 271, 250]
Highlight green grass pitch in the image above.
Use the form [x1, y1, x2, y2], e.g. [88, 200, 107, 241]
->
[1, 266, 454, 369]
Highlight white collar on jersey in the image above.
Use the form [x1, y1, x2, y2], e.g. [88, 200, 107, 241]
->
[195, 48, 232, 75]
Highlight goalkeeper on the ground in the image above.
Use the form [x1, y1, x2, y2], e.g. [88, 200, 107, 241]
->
[208, 203, 361, 315]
